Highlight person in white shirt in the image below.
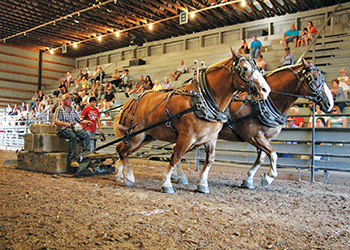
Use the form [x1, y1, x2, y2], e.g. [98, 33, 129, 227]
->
[338, 68, 350, 99]
[170, 60, 188, 80]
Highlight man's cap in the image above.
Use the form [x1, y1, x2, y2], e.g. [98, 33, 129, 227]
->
[285, 47, 290, 51]
[61, 93, 72, 100]
[287, 117, 296, 121]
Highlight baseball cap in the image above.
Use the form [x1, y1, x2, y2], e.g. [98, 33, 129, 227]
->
[61, 93, 72, 100]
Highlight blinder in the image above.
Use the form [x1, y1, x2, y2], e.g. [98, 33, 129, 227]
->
[232, 56, 260, 93]
[300, 65, 325, 101]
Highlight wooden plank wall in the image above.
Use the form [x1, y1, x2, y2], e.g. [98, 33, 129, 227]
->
[0, 45, 75, 108]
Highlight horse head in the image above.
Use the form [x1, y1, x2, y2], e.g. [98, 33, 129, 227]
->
[301, 58, 334, 112]
[230, 47, 270, 100]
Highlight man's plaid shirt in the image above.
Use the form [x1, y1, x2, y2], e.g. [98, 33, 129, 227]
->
[54, 105, 81, 132]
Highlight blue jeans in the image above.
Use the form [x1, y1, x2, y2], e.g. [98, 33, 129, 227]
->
[57, 128, 90, 162]
[85, 130, 96, 153]
[250, 49, 260, 59]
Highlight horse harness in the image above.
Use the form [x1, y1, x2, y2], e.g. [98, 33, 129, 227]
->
[116, 56, 259, 147]
[225, 63, 326, 142]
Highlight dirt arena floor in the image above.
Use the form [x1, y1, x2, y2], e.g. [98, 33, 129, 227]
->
[0, 150, 349, 249]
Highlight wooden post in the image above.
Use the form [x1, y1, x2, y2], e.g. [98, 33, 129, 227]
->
[37, 49, 43, 91]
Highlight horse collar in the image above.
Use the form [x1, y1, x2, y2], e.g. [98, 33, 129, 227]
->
[190, 69, 229, 123]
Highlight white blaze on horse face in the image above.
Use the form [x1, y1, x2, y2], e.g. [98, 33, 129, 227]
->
[323, 83, 334, 112]
[252, 70, 271, 99]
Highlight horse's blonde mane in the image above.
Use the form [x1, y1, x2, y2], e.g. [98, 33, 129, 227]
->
[113, 110, 124, 138]
[265, 63, 303, 77]
[207, 57, 232, 70]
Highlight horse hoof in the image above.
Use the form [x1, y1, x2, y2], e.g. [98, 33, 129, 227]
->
[124, 178, 135, 187]
[177, 176, 189, 185]
[241, 179, 254, 189]
[171, 173, 178, 181]
[162, 186, 175, 194]
[261, 173, 274, 186]
[116, 177, 124, 183]
[197, 185, 210, 194]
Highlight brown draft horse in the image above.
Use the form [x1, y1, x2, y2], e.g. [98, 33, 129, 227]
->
[113, 48, 271, 193]
[173, 59, 333, 189]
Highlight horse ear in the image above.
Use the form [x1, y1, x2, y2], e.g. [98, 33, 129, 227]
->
[302, 58, 310, 67]
[230, 46, 238, 59]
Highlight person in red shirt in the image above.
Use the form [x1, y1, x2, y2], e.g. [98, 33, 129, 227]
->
[81, 96, 103, 153]
[303, 21, 318, 46]
[289, 106, 304, 128]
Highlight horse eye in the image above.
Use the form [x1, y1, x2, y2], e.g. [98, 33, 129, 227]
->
[243, 67, 248, 72]
[313, 76, 317, 81]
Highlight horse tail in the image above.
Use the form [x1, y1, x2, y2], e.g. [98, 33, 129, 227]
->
[113, 110, 124, 138]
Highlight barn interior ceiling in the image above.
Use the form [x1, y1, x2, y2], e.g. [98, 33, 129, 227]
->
[1, 0, 348, 58]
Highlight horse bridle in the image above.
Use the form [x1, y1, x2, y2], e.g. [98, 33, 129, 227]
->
[271, 64, 325, 102]
[230, 56, 261, 93]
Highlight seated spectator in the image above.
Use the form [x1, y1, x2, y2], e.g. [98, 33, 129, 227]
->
[119, 69, 132, 92]
[20, 102, 28, 112]
[95, 67, 106, 83]
[10, 104, 20, 116]
[338, 68, 350, 100]
[135, 75, 153, 95]
[284, 117, 297, 128]
[76, 69, 83, 82]
[170, 60, 188, 80]
[162, 76, 172, 89]
[249, 36, 262, 59]
[283, 24, 299, 48]
[30, 91, 39, 109]
[256, 54, 266, 74]
[308, 104, 328, 128]
[103, 88, 115, 110]
[110, 69, 121, 88]
[331, 78, 346, 111]
[83, 68, 90, 80]
[89, 66, 99, 85]
[297, 28, 308, 47]
[327, 105, 347, 127]
[91, 80, 104, 100]
[129, 75, 147, 95]
[152, 79, 162, 91]
[81, 76, 90, 92]
[239, 39, 249, 55]
[5, 104, 12, 115]
[289, 106, 304, 127]
[315, 117, 326, 128]
[303, 21, 318, 46]
[79, 91, 89, 109]
[66, 72, 73, 87]
[38, 90, 45, 102]
[101, 112, 112, 126]
[280, 47, 295, 66]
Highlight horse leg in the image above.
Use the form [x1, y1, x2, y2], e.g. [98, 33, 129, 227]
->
[171, 164, 178, 181]
[197, 139, 217, 194]
[161, 137, 192, 193]
[241, 149, 266, 189]
[174, 163, 189, 185]
[261, 150, 278, 186]
[116, 142, 135, 187]
[114, 159, 124, 183]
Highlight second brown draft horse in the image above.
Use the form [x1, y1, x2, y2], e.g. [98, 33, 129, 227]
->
[219, 59, 333, 188]
[113, 48, 270, 193]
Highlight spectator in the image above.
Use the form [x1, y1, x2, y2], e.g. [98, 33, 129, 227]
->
[76, 69, 83, 82]
[256, 54, 266, 74]
[119, 69, 132, 92]
[91, 80, 104, 100]
[152, 79, 162, 91]
[103, 88, 115, 109]
[72, 92, 82, 109]
[338, 68, 350, 100]
[307, 104, 328, 128]
[280, 47, 295, 66]
[297, 28, 308, 47]
[162, 76, 172, 89]
[101, 112, 112, 127]
[110, 69, 121, 88]
[89, 66, 99, 85]
[81, 96, 103, 153]
[138, 75, 153, 93]
[284, 117, 297, 128]
[283, 24, 299, 48]
[95, 67, 106, 83]
[250, 36, 262, 59]
[303, 21, 318, 46]
[170, 60, 188, 80]
[129, 75, 147, 95]
[331, 78, 346, 111]
[315, 117, 326, 128]
[80, 92, 89, 109]
[83, 68, 90, 80]
[289, 106, 304, 127]
[38, 90, 45, 102]
[10, 104, 20, 116]
[53, 93, 92, 168]
[66, 72, 73, 87]
[327, 105, 347, 128]
[239, 39, 249, 55]
[81, 76, 90, 92]
[5, 104, 12, 115]
[30, 91, 39, 109]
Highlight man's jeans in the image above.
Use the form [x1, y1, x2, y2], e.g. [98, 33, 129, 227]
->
[250, 49, 260, 59]
[57, 128, 90, 162]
